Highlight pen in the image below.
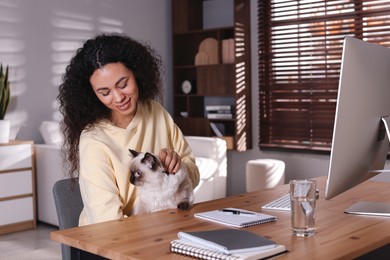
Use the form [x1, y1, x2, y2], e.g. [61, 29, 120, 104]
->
[219, 209, 256, 215]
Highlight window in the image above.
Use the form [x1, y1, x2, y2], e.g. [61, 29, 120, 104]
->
[258, 0, 390, 152]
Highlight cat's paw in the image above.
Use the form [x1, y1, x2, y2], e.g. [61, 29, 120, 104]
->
[177, 201, 192, 210]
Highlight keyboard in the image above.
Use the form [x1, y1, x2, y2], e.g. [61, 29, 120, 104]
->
[261, 194, 291, 211]
[262, 189, 319, 211]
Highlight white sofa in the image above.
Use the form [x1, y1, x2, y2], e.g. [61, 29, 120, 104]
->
[35, 121, 227, 226]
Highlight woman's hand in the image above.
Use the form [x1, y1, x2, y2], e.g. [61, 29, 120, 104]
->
[158, 148, 181, 174]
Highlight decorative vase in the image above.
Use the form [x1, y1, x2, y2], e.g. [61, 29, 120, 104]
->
[0, 119, 10, 143]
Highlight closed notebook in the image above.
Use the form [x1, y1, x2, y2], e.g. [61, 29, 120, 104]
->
[170, 239, 287, 260]
[177, 229, 276, 254]
[194, 208, 277, 228]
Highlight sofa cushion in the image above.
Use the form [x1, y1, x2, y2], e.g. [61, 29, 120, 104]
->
[39, 121, 62, 146]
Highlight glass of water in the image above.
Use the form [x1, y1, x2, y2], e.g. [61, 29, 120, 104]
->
[290, 179, 317, 237]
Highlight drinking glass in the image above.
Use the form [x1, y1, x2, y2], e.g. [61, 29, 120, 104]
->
[290, 179, 317, 237]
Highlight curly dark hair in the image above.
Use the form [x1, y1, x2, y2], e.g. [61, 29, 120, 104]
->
[57, 33, 163, 178]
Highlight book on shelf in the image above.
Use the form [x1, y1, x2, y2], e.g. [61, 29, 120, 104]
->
[170, 229, 287, 260]
[194, 207, 277, 228]
[207, 113, 233, 119]
[222, 38, 235, 64]
[207, 109, 234, 114]
[205, 105, 233, 111]
[210, 122, 225, 137]
[206, 105, 234, 119]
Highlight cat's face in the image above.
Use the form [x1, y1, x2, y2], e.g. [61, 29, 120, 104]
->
[129, 149, 167, 187]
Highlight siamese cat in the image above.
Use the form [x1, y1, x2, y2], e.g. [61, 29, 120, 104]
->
[129, 149, 194, 215]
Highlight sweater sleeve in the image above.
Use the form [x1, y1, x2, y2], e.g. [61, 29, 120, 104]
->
[78, 137, 129, 225]
[148, 100, 200, 189]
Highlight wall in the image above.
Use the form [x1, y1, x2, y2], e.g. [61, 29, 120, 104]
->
[1, 0, 171, 143]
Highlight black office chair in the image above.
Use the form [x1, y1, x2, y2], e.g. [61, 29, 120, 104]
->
[53, 178, 84, 260]
[53, 178, 108, 260]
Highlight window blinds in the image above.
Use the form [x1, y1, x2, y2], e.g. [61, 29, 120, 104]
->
[258, 0, 390, 152]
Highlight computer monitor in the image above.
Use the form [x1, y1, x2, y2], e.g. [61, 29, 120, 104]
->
[325, 37, 390, 216]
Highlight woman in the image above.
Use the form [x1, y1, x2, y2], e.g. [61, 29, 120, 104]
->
[57, 33, 200, 226]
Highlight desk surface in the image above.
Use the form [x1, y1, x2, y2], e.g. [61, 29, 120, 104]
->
[51, 177, 390, 259]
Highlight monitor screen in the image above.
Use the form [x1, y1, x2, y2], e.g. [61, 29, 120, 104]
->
[325, 37, 390, 215]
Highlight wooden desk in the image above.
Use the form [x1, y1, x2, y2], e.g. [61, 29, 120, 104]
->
[51, 177, 390, 259]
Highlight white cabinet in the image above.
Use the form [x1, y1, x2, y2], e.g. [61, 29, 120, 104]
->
[0, 140, 36, 235]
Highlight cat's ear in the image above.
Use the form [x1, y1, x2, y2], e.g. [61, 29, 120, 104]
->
[129, 149, 138, 157]
[142, 152, 156, 169]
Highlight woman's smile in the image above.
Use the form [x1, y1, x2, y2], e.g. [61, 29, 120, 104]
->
[116, 99, 131, 111]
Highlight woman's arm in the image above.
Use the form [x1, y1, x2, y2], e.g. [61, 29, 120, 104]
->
[78, 137, 129, 225]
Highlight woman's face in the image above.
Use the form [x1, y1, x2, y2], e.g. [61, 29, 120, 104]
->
[90, 62, 139, 126]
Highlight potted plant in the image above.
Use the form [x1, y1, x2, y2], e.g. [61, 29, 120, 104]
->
[0, 64, 10, 143]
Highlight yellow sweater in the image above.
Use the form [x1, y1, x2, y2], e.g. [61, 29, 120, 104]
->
[78, 100, 200, 226]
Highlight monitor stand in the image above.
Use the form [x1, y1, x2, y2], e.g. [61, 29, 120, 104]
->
[382, 116, 390, 145]
[372, 116, 390, 174]
[345, 116, 390, 217]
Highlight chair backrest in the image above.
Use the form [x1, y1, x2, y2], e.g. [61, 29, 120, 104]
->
[53, 178, 83, 260]
[246, 159, 286, 192]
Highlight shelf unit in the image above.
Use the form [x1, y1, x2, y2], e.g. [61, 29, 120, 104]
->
[0, 140, 36, 235]
[172, 0, 252, 151]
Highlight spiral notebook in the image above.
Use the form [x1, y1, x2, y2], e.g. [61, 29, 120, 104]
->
[170, 238, 287, 260]
[171, 229, 288, 259]
[194, 208, 277, 228]
[177, 229, 276, 254]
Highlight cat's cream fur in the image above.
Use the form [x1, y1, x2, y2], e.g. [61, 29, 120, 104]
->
[129, 149, 194, 215]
